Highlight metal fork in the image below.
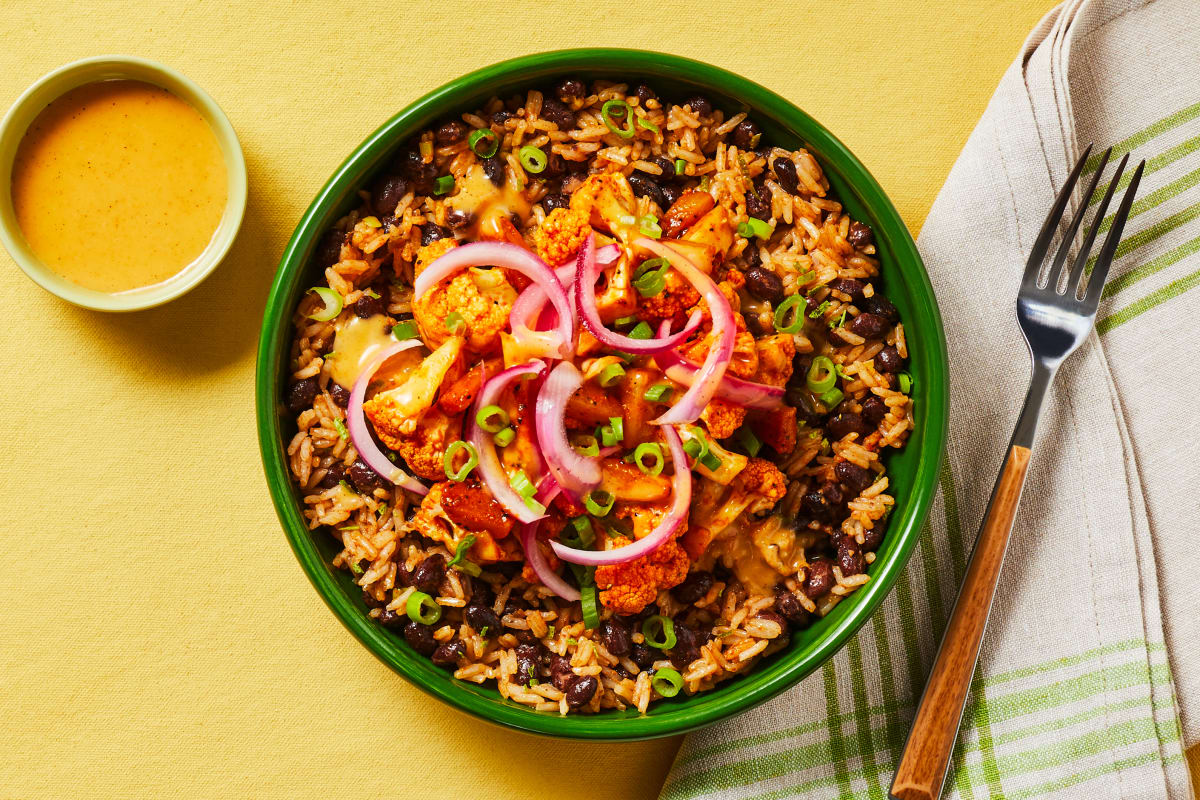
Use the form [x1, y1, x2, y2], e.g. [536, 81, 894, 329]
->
[889, 145, 1145, 800]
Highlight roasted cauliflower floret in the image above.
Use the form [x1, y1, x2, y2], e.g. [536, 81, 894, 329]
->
[570, 173, 637, 238]
[411, 481, 520, 564]
[413, 266, 517, 352]
[635, 266, 700, 329]
[384, 406, 460, 482]
[534, 207, 591, 266]
[701, 398, 747, 440]
[750, 406, 798, 456]
[362, 337, 463, 439]
[690, 457, 787, 537]
[680, 206, 734, 264]
[681, 330, 758, 379]
[754, 334, 796, 387]
[414, 237, 458, 278]
[595, 534, 690, 615]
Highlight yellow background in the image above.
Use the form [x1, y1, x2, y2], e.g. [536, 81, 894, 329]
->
[5, 1, 1194, 797]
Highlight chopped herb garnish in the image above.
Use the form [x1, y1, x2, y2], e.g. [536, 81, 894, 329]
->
[333, 418, 349, 441]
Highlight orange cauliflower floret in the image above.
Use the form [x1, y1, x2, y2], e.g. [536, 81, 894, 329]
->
[681, 330, 758, 379]
[380, 406, 460, 482]
[691, 457, 788, 537]
[595, 534, 690, 615]
[754, 334, 796, 387]
[701, 398, 747, 440]
[362, 337, 463, 439]
[534, 207, 591, 266]
[570, 173, 637, 239]
[636, 266, 700, 329]
[411, 481, 521, 563]
[414, 238, 458, 278]
[413, 266, 517, 352]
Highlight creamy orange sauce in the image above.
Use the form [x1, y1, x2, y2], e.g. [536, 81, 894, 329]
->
[329, 314, 409, 388]
[709, 516, 810, 596]
[11, 80, 226, 293]
[446, 163, 532, 238]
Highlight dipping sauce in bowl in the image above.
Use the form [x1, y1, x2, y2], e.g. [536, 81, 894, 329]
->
[0, 56, 246, 311]
[12, 80, 226, 293]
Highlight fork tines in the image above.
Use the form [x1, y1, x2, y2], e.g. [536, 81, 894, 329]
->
[1021, 144, 1146, 309]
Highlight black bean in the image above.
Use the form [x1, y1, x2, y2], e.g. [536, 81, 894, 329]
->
[347, 459, 388, 493]
[410, 554, 446, 595]
[744, 266, 785, 304]
[503, 595, 528, 616]
[847, 221, 875, 249]
[875, 346, 903, 373]
[745, 185, 771, 220]
[491, 109, 514, 125]
[772, 157, 800, 195]
[754, 610, 788, 634]
[395, 563, 413, 588]
[731, 118, 761, 150]
[542, 192, 569, 212]
[774, 588, 811, 626]
[555, 77, 586, 102]
[827, 412, 869, 440]
[826, 328, 853, 347]
[378, 608, 404, 630]
[745, 309, 773, 337]
[787, 387, 828, 427]
[802, 491, 831, 520]
[630, 642, 656, 669]
[862, 524, 885, 551]
[744, 245, 762, 270]
[420, 224, 450, 246]
[671, 571, 714, 605]
[548, 654, 575, 690]
[597, 618, 632, 657]
[515, 643, 540, 686]
[329, 383, 351, 408]
[668, 622, 701, 670]
[434, 120, 466, 145]
[317, 461, 345, 490]
[443, 209, 473, 231]
[286, 377, 319, 415]
[482, 156, 505, 187]
[432, 640, 466, 668]
[661, 183, 683, 208]
[565, 675, 599, 708]
[466, 576, 494, 608]
[540, 99, 576, 130]
[803, 560, 834, 598]
[860, 293, 899, 323]
[362, 588, 387, 610]
[847, 312, 890, 339]
[628, 172, 667, 208]
[315, 229, 345, 267]
[837, 538, 865, 576]
[370, 175, 409, 217]
[353, 292, 385, 319]
[403, 621, 438, 655]
[398, 149, 436, 195]
[464, 603, 500, 633]
[835, 460, 873, 494]
[634, 84, 657, 105]
[827, 277, 866, 303]
[683, 95, 712, 116]
[650, 156, 677, 181]
[820, 481, 845, 506]
[861, 395, 887, 427]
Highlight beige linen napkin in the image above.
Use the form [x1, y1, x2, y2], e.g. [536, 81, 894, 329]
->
[660, 0, 1197, 797]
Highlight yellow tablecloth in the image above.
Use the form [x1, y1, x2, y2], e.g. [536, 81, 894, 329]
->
[6, 1, 1194, 797]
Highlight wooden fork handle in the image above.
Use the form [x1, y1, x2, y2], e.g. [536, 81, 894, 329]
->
[890, 445, 1032, 800]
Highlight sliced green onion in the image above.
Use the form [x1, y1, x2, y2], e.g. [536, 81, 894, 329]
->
[467, 128, 499, 158]
[475, 404, 509, 432]
[807, 356, 837, 394]
[598, 363, 626, 387]
[674, 158, 686, 175]
[735, 426, 763, 457]
[573, 434, 600, 457]
[614, 314, 638, 327]
[808, 299, 831, 319]
[493, 427, 516, 448]
[618, 214, 637, 227]
[636, 116, 660, 134]
[363, 289, 380, 299]
[819, 387, 844, 409]
[307, 287, 344, 321]
[614, 351, 636, 364]
[350, 561, 363, 575]
[510, 469, 536, 499]
[480, 626, 490, 638]
[773, 294, 804, 334]
[737, 217, 774, 239]
[699, 175, 711, 192]
[633, 442, 664, 476]
[628, 322, 653, 340]
[682, 426, 709, 461]
[898, 372, 913, 394]
[581, 586, 601, 629]
[634, 257, 668, 281]
[518, 145, 547, 174]
[638, 215, 662, 239]
[634, 271, 666, 297]
[641, 615, 677, 649]
[433, 175, 455, 196]
[406, 591, 441, 625]
[600, 99, 635, 139]
[419, 139, 433, 161]
[524, 497, 547, 515]
[699, 450, 723, 471]
[600, 424, 618, 447]
[443, 441, 479, 481]
[832, 308, 848, 330]
[447, 534, 481, 576]
[444, 311, 465, 334]
[643, 383, 674, 403]
[652, 668, 684, 697]
[333, 418, 349, 442]
[608, 416, 624, 443]
[391, 320, 419, 341]
[584, 489, 615, 517]
[568, 516, 595, 548]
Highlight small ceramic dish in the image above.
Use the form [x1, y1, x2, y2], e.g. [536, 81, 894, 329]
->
[0, 55, 247, 312]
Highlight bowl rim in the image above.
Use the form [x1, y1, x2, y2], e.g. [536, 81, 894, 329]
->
[0, 54, 248, 312]
[256, 48, 948, 740]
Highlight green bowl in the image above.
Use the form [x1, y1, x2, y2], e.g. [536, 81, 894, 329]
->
[256, 49, 948, 741]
